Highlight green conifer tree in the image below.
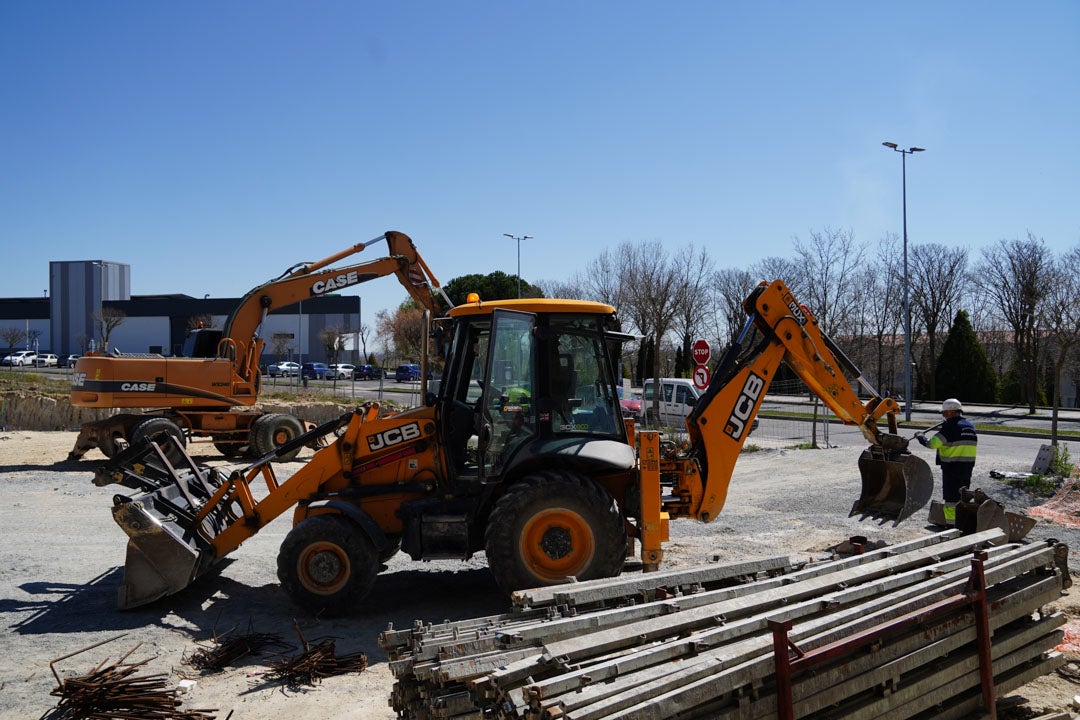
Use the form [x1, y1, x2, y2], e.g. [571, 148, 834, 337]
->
[935, 310, 999, 403]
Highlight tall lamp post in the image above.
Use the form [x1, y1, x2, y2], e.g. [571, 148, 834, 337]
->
[503, 233, 533, 298]
[882, 141, 925, 421]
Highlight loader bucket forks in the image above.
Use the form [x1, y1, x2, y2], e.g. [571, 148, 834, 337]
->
[98, 413, 350, 609]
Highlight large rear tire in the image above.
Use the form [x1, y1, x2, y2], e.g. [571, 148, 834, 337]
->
[130, 417, 186, 464]
[251, 413, 304, 462]
[485, 471, 626, 595]
[277, 515, 378, 615]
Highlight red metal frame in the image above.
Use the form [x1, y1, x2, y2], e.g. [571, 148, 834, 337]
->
[769, 551, 996, 720]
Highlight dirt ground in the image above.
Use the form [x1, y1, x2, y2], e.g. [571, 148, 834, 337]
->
[2, 429, 1080, 719]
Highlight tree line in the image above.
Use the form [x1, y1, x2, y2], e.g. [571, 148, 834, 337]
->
[375, 229, 1080, 423]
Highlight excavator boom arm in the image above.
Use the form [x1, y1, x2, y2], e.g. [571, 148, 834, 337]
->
[679, 279, 913, 523]
[222, 230, 451, 379]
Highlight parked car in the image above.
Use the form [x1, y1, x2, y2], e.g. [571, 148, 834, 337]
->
[352, 364, 384, 380]
[62, 354, 81, 368]
[395, 363, 422, 382]
[2, 350, 37, 366]
[267, 361, 301, 377]
[640, 377, 756, 433]
[324, 363, 356, 380]
[33, 353, 59, 367]
[616, 386, 642, 418]
[300, 362, 329, 380]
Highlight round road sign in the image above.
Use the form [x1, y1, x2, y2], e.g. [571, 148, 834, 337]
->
[693, 364, 711, 390]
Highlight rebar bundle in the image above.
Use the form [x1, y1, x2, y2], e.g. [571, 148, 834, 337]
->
[264, 621, 368, 689]
[48, 639, 221, 720]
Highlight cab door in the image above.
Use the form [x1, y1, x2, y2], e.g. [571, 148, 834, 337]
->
[478, 310, 536, 479]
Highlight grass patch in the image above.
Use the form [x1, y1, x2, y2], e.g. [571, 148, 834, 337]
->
[1004, 474, 1061, 497]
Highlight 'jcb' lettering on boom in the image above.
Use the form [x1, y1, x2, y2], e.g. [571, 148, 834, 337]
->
[724, 372, 764, 439]
[367, 422, 422, 451]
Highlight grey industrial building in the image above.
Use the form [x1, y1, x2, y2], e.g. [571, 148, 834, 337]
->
[0, 260, 362, 365]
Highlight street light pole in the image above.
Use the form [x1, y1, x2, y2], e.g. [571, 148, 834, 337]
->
[882, 142, 925, 422]
[501, 232, 531, 297]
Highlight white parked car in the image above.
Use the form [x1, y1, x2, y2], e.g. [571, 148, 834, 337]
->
[33, 353, 59, 367]
[640, 378, 701, 427]
[267, 361, 301, 377]
[324, 363, 356, 380]
[2, 350, 37, 366]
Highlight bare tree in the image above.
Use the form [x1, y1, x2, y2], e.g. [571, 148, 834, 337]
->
[376, 301, 425, 363]
[1, 327, 27, 356]
[908, 243, 968, 399]
[357, 322, 371, 363]
[792, 227, 865, 335]
[713, 268, 757, 346]
[536, 277, 586, 301]
[619, 240, 685, 419]
[752, 255, 807, 299]
[973, 233, 1054, 413]
[851, 234, 903, 392]
[92, 307, 126, 351]
[319, 326, 347, 366]
[270, 333, 293, 363]
[1041, 246, 1080, 442]
[671, 245, 716, 376]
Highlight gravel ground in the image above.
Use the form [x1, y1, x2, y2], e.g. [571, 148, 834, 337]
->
[1, 426, 1079, 719]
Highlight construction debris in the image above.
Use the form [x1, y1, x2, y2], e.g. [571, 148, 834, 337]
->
[264, 621, 368, 689]
[382, 530, 1068, 720]
[48, 637, 222, 720]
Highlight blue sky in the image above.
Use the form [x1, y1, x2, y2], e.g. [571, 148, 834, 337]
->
[2, 2, 1077, 328]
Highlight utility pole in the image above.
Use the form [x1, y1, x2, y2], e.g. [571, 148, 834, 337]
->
[503, 233, 533, 298]
[882, 141, 926, 421]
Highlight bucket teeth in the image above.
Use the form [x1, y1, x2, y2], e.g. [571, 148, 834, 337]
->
[851, 449, 934, 525]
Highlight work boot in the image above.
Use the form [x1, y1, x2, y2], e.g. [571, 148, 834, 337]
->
[928, 500, 956, 527]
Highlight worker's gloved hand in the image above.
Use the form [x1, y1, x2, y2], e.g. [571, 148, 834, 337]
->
[916, 434, 929, 447]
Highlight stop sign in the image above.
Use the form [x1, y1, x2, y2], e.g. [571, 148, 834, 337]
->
[692, 338, 711, 366]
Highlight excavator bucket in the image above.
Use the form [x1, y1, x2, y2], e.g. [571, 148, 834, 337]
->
[96, 433, 239, 609]
[851, 450, 934, 525]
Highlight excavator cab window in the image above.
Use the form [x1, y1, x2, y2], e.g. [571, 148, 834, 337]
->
[548, 322, 623, 439]
[478, 310, 536, 479]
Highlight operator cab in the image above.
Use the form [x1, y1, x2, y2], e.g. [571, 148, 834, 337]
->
[437, 299, 633, 482]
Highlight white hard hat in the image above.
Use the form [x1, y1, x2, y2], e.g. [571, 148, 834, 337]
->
[942, 398, 963, 413]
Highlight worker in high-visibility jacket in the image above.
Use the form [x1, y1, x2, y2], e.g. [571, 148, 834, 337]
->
[916, 398, 978, 503]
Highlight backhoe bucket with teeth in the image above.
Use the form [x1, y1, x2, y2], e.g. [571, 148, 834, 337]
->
[851, 449, 934, 525]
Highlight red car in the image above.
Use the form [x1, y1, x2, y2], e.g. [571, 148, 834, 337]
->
[617, 386, 642, 418]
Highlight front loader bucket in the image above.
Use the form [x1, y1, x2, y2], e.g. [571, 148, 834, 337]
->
[851, 450, 934, 525]
[101, 435, 239, 609]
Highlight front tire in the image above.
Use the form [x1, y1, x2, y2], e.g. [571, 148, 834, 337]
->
[277, 515, 379, 615]
[130, 417, 186, 464]
[485, 471, 626, 595]
[250, 413, 304, 461]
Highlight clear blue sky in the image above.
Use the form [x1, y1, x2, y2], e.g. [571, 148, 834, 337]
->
[2, 2, 1077, 328]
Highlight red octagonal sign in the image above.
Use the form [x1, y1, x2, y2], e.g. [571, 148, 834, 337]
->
[692, 338, 711, 366]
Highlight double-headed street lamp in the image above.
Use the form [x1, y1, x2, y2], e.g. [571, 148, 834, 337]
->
[503, 233, 533, 298]
[882, 141, 925, 421]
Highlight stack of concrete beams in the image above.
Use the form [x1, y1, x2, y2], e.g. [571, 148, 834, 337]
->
[381, 530, 1067, 720]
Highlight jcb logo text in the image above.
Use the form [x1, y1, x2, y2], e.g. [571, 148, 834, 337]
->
[367, 422, 422, 452]
[724, 372, 764, 440]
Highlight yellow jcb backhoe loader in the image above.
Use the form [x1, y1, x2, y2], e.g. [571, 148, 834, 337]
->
[92, 244, 933, 615]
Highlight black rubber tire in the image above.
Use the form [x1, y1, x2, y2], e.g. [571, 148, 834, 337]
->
[130, 417, 186, 463]
[212, 441, 246, 458]
[252, 413, 304, 462]
[484, 471, 626, 595]
[277, 514, 379, 616]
